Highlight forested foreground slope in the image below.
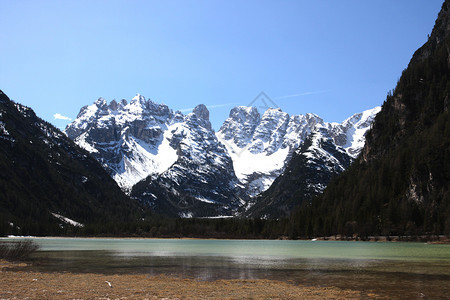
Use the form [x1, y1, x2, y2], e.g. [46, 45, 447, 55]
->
[0, 91, 144, 236]
[290, 0, 450, 237]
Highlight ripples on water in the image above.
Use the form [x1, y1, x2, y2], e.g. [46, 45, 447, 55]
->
[3, 238, 450, 299]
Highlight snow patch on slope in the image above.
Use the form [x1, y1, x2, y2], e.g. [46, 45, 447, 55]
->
[51, 213, 84, 227]
[112, 133, 178, 191]
[217, 131, 288, 184]
[66, 94, 182, 192]
[342, 106, 381, 157]
[217, 105, 379, 198]
[217, 107, 324, 196]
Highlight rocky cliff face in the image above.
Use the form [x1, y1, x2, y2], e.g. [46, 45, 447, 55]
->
[331, 106, 381, 157]
[66, 96, 243, 217]
[131, 103, 245, 217]
[66, 94, 380, 217]
[217, 107, 322, 197]
[217, 106, 380, 198]
[66, 94, 184, 193]
[244, 124, 354, 218]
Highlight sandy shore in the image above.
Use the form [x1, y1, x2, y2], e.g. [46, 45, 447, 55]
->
[0, 260, 382, 299]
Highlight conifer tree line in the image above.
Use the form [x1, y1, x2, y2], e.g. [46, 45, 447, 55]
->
[288, 1, 450, 238]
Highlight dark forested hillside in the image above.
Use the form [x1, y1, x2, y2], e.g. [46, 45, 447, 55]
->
[290, 0, 450, 238]
[0, 90, 144, 236]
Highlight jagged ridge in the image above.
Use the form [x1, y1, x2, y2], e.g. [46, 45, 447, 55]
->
[66, 94, 380, 217]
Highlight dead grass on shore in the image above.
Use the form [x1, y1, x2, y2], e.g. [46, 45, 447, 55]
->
[0, 260, 383, 299]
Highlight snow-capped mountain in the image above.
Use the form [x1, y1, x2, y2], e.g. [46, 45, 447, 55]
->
[66, 94, 380, 217]
[245, 123, 354, 218]
[66, 94, 183, 193]
[130, 104, 244, 217]
[217, 106, 380, 197]
[329, 106, 381, 157]
[217, 107, 322, 197]
[66, 96, 243, 217]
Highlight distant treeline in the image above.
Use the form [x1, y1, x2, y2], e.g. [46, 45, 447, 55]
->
[2, 214, 447, 241]
[61, 217, 293, 240]
[77, 216, 448, 240]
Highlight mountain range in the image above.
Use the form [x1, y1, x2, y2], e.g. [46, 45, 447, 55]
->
[65, 94, 380, 217]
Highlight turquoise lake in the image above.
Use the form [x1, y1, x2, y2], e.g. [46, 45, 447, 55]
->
[2, 238, 450, 299]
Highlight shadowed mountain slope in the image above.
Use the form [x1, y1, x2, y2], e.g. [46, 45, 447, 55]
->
[290, 1, 450, 237]
[0, 90, 143, 236]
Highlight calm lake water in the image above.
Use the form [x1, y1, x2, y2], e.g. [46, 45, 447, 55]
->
[2, 238, 450, 299]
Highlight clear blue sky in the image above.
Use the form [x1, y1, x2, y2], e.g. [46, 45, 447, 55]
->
[0, 0, 444, 130]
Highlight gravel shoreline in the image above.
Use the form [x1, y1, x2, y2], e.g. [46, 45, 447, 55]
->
[0, 260, 381, 299]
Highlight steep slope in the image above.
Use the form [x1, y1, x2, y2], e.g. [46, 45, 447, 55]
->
[67, 97, 242, 217]
[218, 106, 380, 201]
[246, 125, 353, 218]
[330, 106, 381, 157]
[0, 90, 142, 236]
[292, 0, 450, 237]
[217, 107, 323, 197]
[67, 94, 379, 218]
[130, 105, 244, 218]
[65, 94, 182, 193]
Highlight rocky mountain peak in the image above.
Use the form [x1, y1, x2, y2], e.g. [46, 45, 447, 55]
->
[328, 106, 381, 158]
[187, 104, 212, 131]
[65, 94, 181, 191]
[95, 97, 107, 108]
[219, 106, 260, 147]
[193, 104, 210, 121]
[131, 93, 146, 104]
[109, 99, 119, 111]
[217, 104, 379, 199]
[228, 106, 260, 124]
[246, 118, 353, 218]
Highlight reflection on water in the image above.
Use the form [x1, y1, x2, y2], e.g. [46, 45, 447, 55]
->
[3, 238, 450, 299]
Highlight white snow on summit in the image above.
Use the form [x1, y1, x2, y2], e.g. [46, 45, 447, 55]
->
[66, 94, 380, 207]
[217, 106, 322, 196]
[302, 124, 347, 174]
[217, 105, 380, 197]
[65, 94, 182, 193]
[340, 106, 381, 157]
